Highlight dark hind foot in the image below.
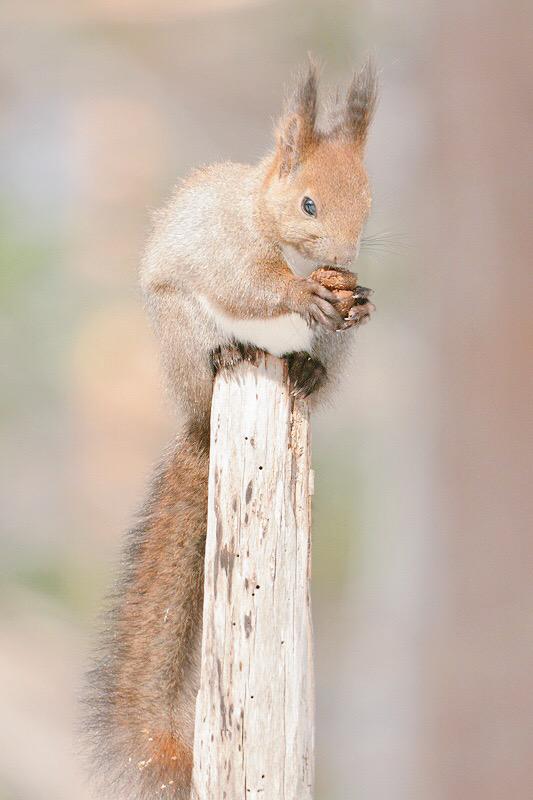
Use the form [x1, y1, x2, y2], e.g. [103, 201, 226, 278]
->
[287, 351, 327, 397]
[211, 342, 264, 375]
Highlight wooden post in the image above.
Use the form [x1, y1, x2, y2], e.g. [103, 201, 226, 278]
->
[191, 353, 314, 800]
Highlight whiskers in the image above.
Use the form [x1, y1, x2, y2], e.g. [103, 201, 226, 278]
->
[360, 230, 409, 260]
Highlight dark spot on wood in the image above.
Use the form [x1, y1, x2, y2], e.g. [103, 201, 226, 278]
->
[220, 545, 235, 602]
[258, 465, 263, 470]
[217, 658, 227, 733]
[213, 517, 224, 600]
[244, 613, 253, 638]
[245, 481, 253, 504]
[255, 585, 260, 590]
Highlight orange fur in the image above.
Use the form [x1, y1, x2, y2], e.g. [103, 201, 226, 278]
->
[84, 59, 378, 800]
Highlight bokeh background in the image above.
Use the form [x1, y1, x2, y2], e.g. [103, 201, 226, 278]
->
[1, 1, 531, 798]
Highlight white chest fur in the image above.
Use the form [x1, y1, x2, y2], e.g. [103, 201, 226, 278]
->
[200, 297, 313, 357]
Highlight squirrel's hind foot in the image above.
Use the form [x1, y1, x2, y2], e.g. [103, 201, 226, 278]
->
[211, 342, 264, 375]
[287, 351, 327, 398]
[211, 343, 327, 399]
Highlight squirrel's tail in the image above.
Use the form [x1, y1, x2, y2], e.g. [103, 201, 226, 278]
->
[84, 419, 209, 799]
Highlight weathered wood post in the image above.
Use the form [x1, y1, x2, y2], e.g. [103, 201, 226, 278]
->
[191, 352, 314, 800]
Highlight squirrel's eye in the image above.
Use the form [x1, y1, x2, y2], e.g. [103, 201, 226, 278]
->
[301, 196, 317, 217]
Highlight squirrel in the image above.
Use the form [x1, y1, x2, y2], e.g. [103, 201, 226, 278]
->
[84, 59, 377, 800]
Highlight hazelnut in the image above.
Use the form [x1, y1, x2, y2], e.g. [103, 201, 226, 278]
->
[311, 267, 359, 318]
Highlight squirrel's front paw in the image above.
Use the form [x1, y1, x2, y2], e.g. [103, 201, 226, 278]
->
[309, 268, 375, 331]
[287, 352, 327, 397]
[340, 286, 376, 329]
[289, 278, 345, 332]
[211, 342, 263, 374]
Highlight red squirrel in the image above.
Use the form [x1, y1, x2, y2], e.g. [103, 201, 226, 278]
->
[84, 60, 377, 799]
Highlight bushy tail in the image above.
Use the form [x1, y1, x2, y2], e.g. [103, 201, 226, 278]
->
[83, 421, 209, 799]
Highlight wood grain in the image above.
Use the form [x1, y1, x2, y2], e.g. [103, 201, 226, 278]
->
[191, 353, 314, 800]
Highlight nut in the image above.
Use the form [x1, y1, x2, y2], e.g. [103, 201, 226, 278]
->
[311, 267, 359, 317]
[310, 266, 359, 292]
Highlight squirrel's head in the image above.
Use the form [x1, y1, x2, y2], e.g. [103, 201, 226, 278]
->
[262, 60, 377, 274]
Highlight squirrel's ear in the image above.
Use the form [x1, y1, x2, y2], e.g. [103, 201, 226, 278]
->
[276, 62, 318, 176]
[335, 57, 378, 147]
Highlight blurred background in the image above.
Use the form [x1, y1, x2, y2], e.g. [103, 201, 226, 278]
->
[1, 1, 531, 798]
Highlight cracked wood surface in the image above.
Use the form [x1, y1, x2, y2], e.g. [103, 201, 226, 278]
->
[191, 353, 314, 800]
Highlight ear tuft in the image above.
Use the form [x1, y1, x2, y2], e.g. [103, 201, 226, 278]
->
[335, 57, 379, 146]
[289, 56, 319, 126]
[276, 59, 319, 176]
